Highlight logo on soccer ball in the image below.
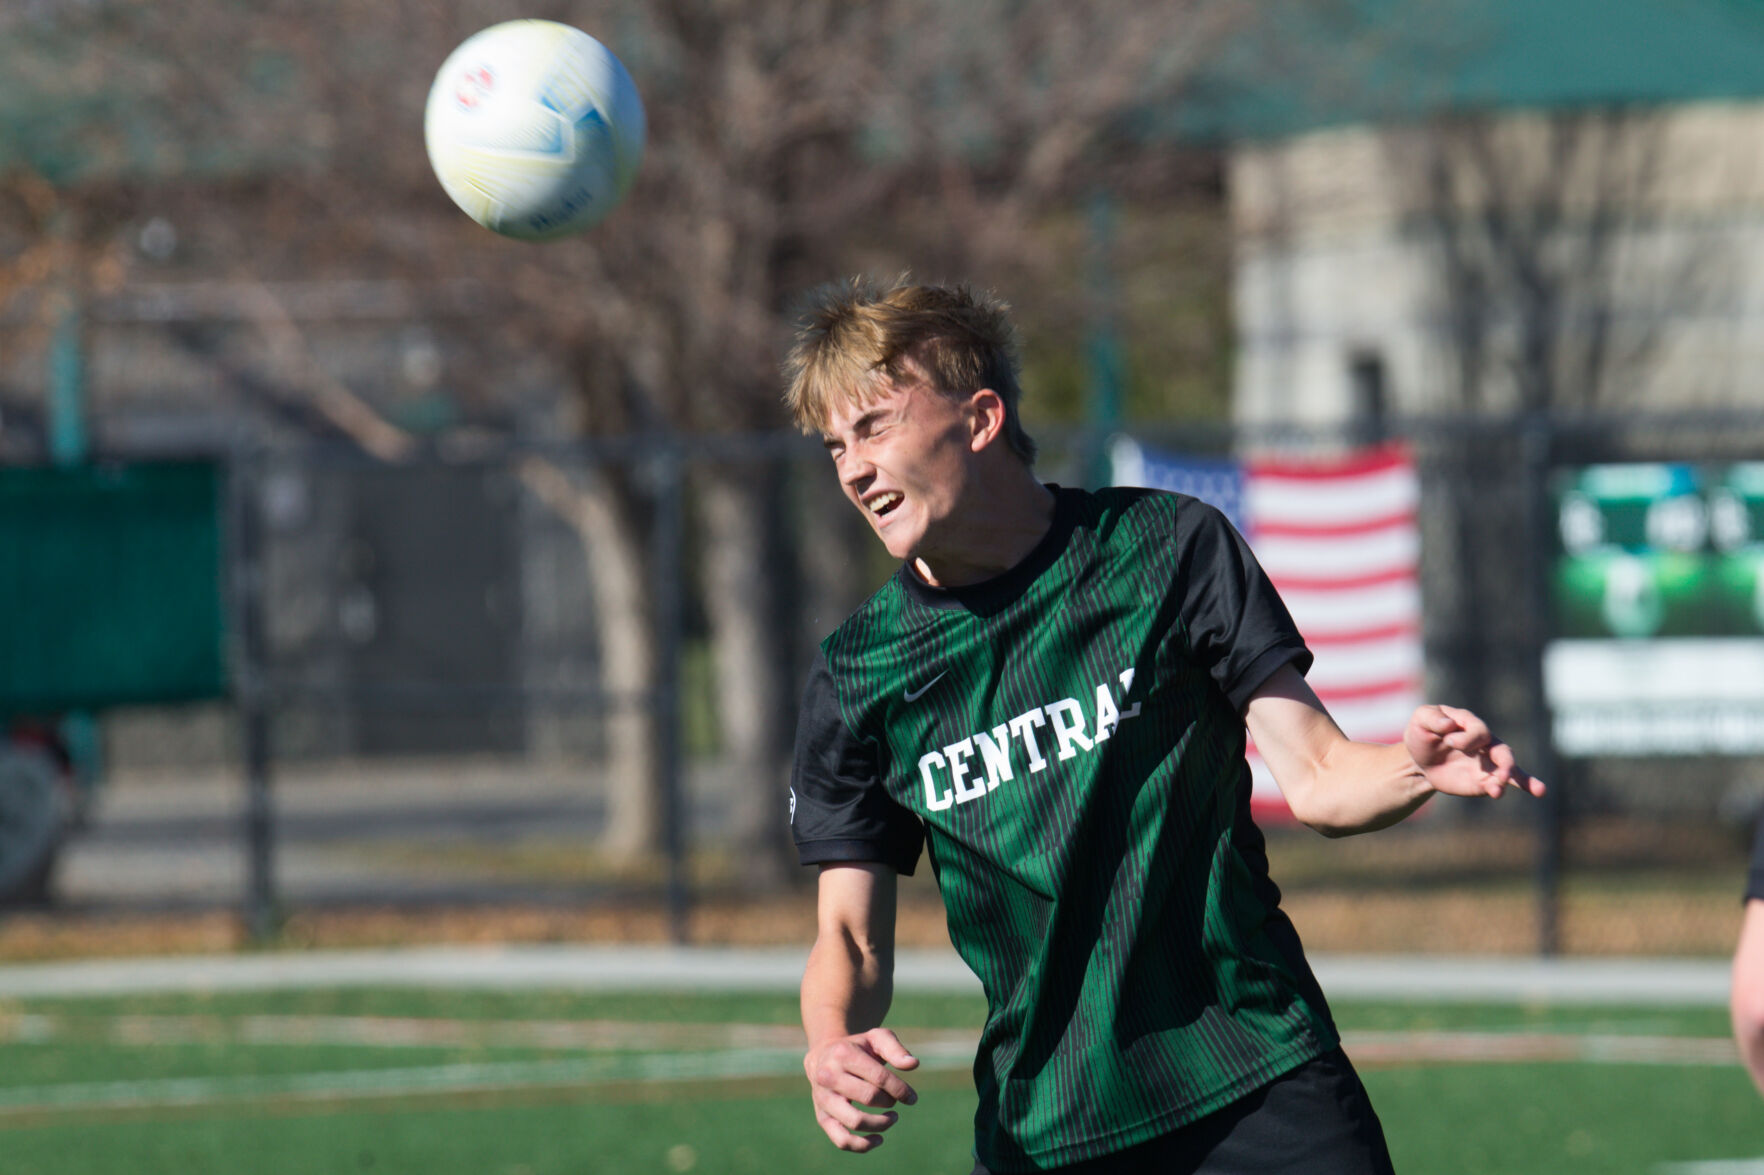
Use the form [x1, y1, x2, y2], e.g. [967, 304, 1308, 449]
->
[454, 65, 495, 111]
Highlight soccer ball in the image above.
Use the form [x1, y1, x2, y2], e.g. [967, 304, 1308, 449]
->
[423, 20, 646, 241]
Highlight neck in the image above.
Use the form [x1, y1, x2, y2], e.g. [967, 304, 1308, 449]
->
[911, 471, 1056, 589]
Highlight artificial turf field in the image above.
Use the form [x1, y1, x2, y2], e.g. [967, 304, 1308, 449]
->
[0, 987, 1759, 1175]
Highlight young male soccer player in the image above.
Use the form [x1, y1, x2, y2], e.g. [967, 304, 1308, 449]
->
[783, 278, 1543, 1173]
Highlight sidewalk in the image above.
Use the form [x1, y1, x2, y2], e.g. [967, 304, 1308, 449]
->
[0, 946, 1733, 1004]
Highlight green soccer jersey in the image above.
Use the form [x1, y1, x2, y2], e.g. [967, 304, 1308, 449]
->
[790, 485, 1340, 1171]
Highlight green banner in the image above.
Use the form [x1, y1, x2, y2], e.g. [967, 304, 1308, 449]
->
[0, 462, 228, 711]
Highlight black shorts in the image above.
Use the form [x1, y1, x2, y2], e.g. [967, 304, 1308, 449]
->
[969, 1048, 1394, 1175]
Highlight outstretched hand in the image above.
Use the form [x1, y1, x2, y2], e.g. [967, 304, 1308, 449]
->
[1404, 705, 1545, 800]
[804, 1027, 920, 1153]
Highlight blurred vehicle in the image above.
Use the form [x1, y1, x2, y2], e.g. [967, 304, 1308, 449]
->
[0, 717, 94, 907]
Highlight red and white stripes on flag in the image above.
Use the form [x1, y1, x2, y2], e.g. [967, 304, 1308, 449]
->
[1241, 446, 1423, 820]
[1109, 438, 1425, 822]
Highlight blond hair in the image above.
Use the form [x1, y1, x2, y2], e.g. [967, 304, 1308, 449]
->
[782, 277, 1038, 465]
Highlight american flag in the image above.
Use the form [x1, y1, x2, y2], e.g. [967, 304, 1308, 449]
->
[1110, 438, 1424, 820]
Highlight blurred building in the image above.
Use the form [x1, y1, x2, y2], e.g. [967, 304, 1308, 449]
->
[1218, 0, 1764, 425]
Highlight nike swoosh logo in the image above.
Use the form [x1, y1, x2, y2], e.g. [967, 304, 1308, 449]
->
[903, 671, 948, 703]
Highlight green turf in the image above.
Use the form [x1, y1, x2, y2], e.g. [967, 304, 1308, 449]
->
[0, 1040, 518, 1087]
[0, 1075, 983, 1175]
[1370, 1063, 1764, 1173]
[1, 989, 1759, 1175]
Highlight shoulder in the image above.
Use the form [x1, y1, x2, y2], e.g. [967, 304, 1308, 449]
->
[1065, 484, 1215, 533]
[818, 571, 921, 703]
[824, 571, 910, 653]
[1058, 484, 1230, 565]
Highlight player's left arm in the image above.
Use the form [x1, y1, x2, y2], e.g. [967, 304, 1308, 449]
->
[1244, 662, 1545, 837]
[1733, 898, 1764, 1096]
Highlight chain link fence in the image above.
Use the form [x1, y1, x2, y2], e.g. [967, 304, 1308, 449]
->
[11, 411, 1764, 953]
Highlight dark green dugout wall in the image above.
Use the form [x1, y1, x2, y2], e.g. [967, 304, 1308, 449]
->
[0, 462, 228, 711]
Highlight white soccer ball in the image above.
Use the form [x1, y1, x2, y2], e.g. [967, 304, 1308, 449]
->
[423, 20, 646, 241]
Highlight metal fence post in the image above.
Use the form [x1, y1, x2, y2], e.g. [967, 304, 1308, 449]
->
[1084, 188, 1125, 489]
[1522, 413, 1565, 956]
[232, 452, 278, 944]
[650, 438, 690, 944]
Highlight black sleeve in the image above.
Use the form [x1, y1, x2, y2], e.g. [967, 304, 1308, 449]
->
[790, 650, 924, 875]
[1748, 815, 1764, 903]
[1174, 497, 1313, 713]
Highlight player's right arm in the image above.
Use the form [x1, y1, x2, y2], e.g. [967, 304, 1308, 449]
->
[801, 861, 920, 1153]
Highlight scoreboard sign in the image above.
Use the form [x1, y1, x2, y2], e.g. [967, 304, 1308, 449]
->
[1545, 462, 1764, 756]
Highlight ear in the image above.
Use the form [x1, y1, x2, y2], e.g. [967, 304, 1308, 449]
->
[966, 388, 1008, 453]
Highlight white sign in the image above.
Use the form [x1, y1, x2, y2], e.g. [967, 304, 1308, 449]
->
[1545, 638, 1764, 755]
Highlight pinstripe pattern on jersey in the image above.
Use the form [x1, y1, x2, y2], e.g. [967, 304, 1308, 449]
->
[822, 488, 1335, 1171]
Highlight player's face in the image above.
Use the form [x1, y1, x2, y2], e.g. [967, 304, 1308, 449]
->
[821, 374, 981, 564]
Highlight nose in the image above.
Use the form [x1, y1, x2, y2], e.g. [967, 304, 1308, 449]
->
[836, 446, 874, 492]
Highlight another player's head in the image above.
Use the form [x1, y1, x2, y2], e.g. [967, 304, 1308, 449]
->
[783, 278, 1041, 568]
[783, 277, 1037, 466]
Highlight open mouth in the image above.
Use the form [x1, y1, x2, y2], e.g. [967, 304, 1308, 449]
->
[867, 491, 903, 518]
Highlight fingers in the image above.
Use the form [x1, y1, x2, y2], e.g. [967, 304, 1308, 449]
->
[816, 1114, 888, 1152]
[1412, 705, 1549, 800]
[1407, 706, 1494, 771]
[820, 1032, 918, 1105]
[1414, 727, 1547, 801]
[862, 1028, 921, 1074]
[1410, 705, 1461, 738]
[814, 1087, 899, 1150]
[805, 1032, 921, 1153]
[818, 1066, 909, 1110]
[1436, 705, 1491, 753]
[1478, 740, 1514, 795]
[1482, 740, 1547, 797]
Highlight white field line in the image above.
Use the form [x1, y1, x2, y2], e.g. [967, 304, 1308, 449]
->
[0, 1012, 981, 1054]
[0, 949, 1733, 1005]
[0, 1038, 981, 1116]
[1339, 1030, 1738, 1066]
[0, 1014, 824, 1051]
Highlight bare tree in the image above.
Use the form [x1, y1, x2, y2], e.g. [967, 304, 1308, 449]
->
[1389, 107, 1739, 412]
[488, 0, 1260, 876]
